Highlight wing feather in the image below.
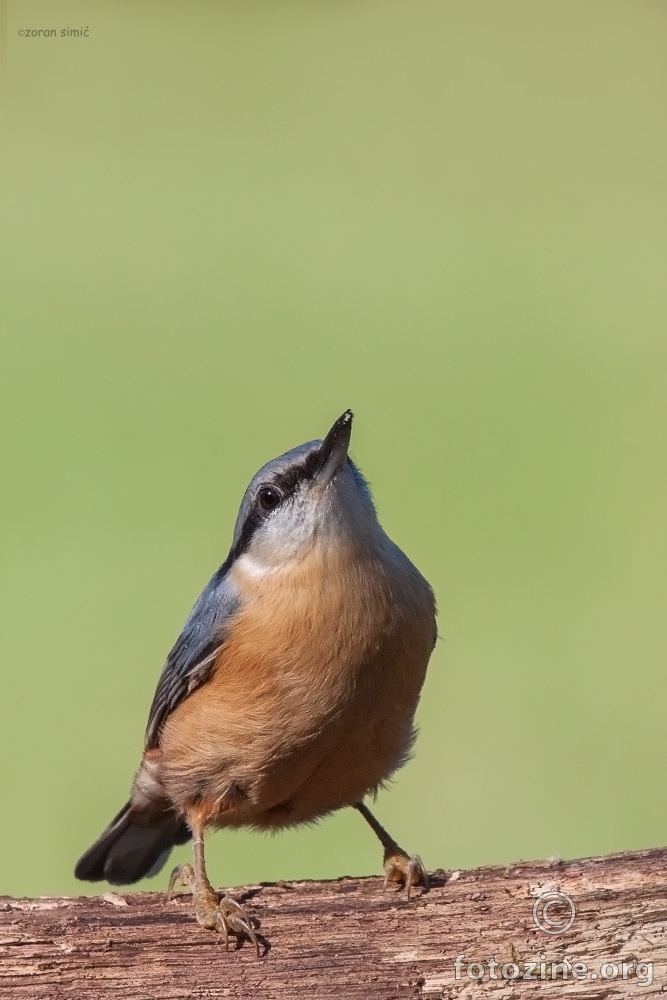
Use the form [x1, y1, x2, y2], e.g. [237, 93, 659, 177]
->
[144, 564, 239, 749]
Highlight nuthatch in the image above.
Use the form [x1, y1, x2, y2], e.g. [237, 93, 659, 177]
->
[75, 411, 437, 954]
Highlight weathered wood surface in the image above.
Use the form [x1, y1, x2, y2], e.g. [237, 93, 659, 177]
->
[2, 847, 667, 998]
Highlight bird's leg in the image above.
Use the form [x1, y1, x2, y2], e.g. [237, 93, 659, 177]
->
[354, 801, 429, 901]
[167, 828, 259, 955]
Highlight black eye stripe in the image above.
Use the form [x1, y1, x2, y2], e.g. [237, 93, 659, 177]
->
[271, 449, 328, 494]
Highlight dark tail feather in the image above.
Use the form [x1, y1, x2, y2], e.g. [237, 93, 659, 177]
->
[75, 802, 191, 886]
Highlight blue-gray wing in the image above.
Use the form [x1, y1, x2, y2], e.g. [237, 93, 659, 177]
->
[144, 564, 240, 750]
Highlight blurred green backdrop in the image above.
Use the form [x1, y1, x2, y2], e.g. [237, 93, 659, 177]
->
[2, 0, 667, 899]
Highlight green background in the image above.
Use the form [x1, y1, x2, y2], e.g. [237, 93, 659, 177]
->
[2, 1, 667, 899]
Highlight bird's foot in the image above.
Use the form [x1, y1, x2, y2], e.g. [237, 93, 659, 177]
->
[383, 848, 429, 901]
[167, 863, 260, 956]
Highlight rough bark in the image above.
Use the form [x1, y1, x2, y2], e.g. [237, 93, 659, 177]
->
[1, 846, 666, 998]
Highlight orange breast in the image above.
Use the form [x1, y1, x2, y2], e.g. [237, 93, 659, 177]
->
[158, 542, 435, 829]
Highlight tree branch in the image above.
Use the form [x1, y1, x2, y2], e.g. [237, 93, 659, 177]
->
[2, 847, 666, 998]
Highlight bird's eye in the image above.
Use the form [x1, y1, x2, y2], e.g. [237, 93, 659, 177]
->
[257, 486, 282, 512]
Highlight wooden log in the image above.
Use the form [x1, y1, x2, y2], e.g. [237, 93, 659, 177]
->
[1, 846, 666, 998]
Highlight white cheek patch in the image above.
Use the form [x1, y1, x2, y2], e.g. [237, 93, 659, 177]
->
[236, 553, 273, 579]
[239, 471, 375, 574]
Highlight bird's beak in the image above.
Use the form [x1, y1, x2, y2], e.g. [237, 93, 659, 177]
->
[315, 410, 354, 486]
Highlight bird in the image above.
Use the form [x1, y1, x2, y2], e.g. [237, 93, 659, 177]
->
[75, 411, 437, 954]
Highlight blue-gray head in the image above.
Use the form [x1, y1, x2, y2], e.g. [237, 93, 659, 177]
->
[228, 411, 378, 568]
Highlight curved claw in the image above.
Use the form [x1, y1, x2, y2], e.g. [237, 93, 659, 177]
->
[167, 863, 195, 901]
[214, 909, 230, 951]
[217, 895, 260, 957]
[404, 854, 429, 901]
